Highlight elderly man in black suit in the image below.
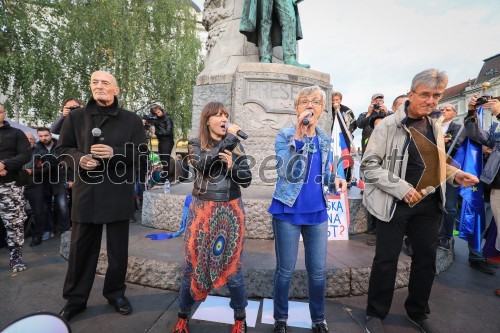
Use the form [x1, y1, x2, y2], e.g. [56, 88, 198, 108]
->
[56, 70, 147, 321]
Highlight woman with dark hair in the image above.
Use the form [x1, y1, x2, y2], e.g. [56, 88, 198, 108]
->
[172, 102, 252, 333]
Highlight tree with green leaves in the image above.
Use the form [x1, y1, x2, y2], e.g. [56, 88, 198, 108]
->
[0, 0, 202, 139]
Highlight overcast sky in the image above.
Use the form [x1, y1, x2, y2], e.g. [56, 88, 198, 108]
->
[192, 0, 500, 145]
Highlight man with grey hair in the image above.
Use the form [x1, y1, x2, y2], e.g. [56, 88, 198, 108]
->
[361, 69, 479, 333]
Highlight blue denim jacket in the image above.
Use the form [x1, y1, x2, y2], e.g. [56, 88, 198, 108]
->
[272, 126, 335, 207]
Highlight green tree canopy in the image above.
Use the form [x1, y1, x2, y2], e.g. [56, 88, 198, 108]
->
[0, 0, 202, 138]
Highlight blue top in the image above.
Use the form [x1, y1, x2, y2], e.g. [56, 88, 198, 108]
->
[269, 136, 328, 225]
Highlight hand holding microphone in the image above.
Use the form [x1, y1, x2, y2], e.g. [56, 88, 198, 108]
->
[302, 112, 313, 126]
[225, 122, 248, 140]
[91, 128, 101, 145]
[301, 108, 314, 126]
[404, 186, 436, 206]
[403, 187, 422, 206]
[90, 128, 114, 158]
[295, 110, 313, 140]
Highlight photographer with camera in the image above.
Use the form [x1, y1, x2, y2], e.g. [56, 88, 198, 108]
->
[145, 104, 174, 182]
[50, 98, 84, 135]
[464, 95, 500, 275]
[357, 93, 391, 154]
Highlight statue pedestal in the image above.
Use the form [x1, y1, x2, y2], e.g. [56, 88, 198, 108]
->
[192, 62, 332, 186]
[141, 183, 369, 239]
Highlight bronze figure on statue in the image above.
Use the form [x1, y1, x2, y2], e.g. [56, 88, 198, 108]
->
[239, 0, 310, 68]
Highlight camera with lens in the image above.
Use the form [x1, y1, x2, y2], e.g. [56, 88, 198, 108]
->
[68, 105, 80, 111]
[142, 114, 158, 121]
[373, 103, 380, 110]
[141, 114, 158, 130]
[475, 95, 492, 106]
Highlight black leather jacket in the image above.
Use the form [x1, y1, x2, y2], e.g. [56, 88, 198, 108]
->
[188, 134, 252, 201]
[153, 114, 173, 139]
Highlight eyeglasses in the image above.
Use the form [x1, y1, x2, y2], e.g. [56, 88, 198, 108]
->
[413, 91, 443, 100]
[299, 99, 322, 107]
[439, 107, 454, 111]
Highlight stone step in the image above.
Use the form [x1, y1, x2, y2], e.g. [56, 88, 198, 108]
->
[142, 183, 370, 239]
[59, 222, 457, 299]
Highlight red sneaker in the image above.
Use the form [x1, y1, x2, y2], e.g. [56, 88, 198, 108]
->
[487, 255, 500, 263]
[231, 319, 247, 333]
[172, 317, 189, 333]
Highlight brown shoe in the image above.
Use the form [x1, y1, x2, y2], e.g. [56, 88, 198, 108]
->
[495, 289, 500, 297]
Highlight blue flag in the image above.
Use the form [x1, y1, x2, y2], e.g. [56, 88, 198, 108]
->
[453, 107, 484, 252]
[146, 194, 192, 240]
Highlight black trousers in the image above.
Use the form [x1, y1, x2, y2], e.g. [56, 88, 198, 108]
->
[63, 220, 129, 307]
[366, 199, 442, 320]
[24, 185, 49, 238]
[344, 167, 352, 183]
[157, 138, 174, 178]
[25, 183, 70, 237]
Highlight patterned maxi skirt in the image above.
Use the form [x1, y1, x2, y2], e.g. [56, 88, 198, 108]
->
[184, 196, 245, 301]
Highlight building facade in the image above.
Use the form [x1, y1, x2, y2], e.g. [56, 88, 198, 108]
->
[440, 53, 500, 128]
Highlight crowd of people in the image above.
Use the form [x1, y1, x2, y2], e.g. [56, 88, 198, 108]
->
[1, 66, 499, 333]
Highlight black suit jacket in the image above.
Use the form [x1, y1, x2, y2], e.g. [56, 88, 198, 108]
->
[444, 121, 464, 157]
[56, 97, 147, 224]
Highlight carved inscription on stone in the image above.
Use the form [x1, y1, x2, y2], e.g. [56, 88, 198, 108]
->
[244, 80, 304, 114]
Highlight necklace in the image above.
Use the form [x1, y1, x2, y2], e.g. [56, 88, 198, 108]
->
[304, 137, 317, 153]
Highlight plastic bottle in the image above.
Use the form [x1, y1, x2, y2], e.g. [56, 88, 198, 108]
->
[164, 178, 171, 194]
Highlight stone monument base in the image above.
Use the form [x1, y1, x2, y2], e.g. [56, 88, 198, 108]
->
[141, 183, 369, 239]
[60, 222, 454, 298]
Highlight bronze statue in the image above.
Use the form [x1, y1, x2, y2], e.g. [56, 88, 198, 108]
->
[239, 0, 310, 68]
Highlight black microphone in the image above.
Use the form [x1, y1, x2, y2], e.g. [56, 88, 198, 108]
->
[225, 122, 248, 140]
[91, 128, 102, 145]
[302, 111, 313, 126]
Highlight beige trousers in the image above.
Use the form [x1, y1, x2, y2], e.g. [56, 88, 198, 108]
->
[490, 189, 500, 251]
